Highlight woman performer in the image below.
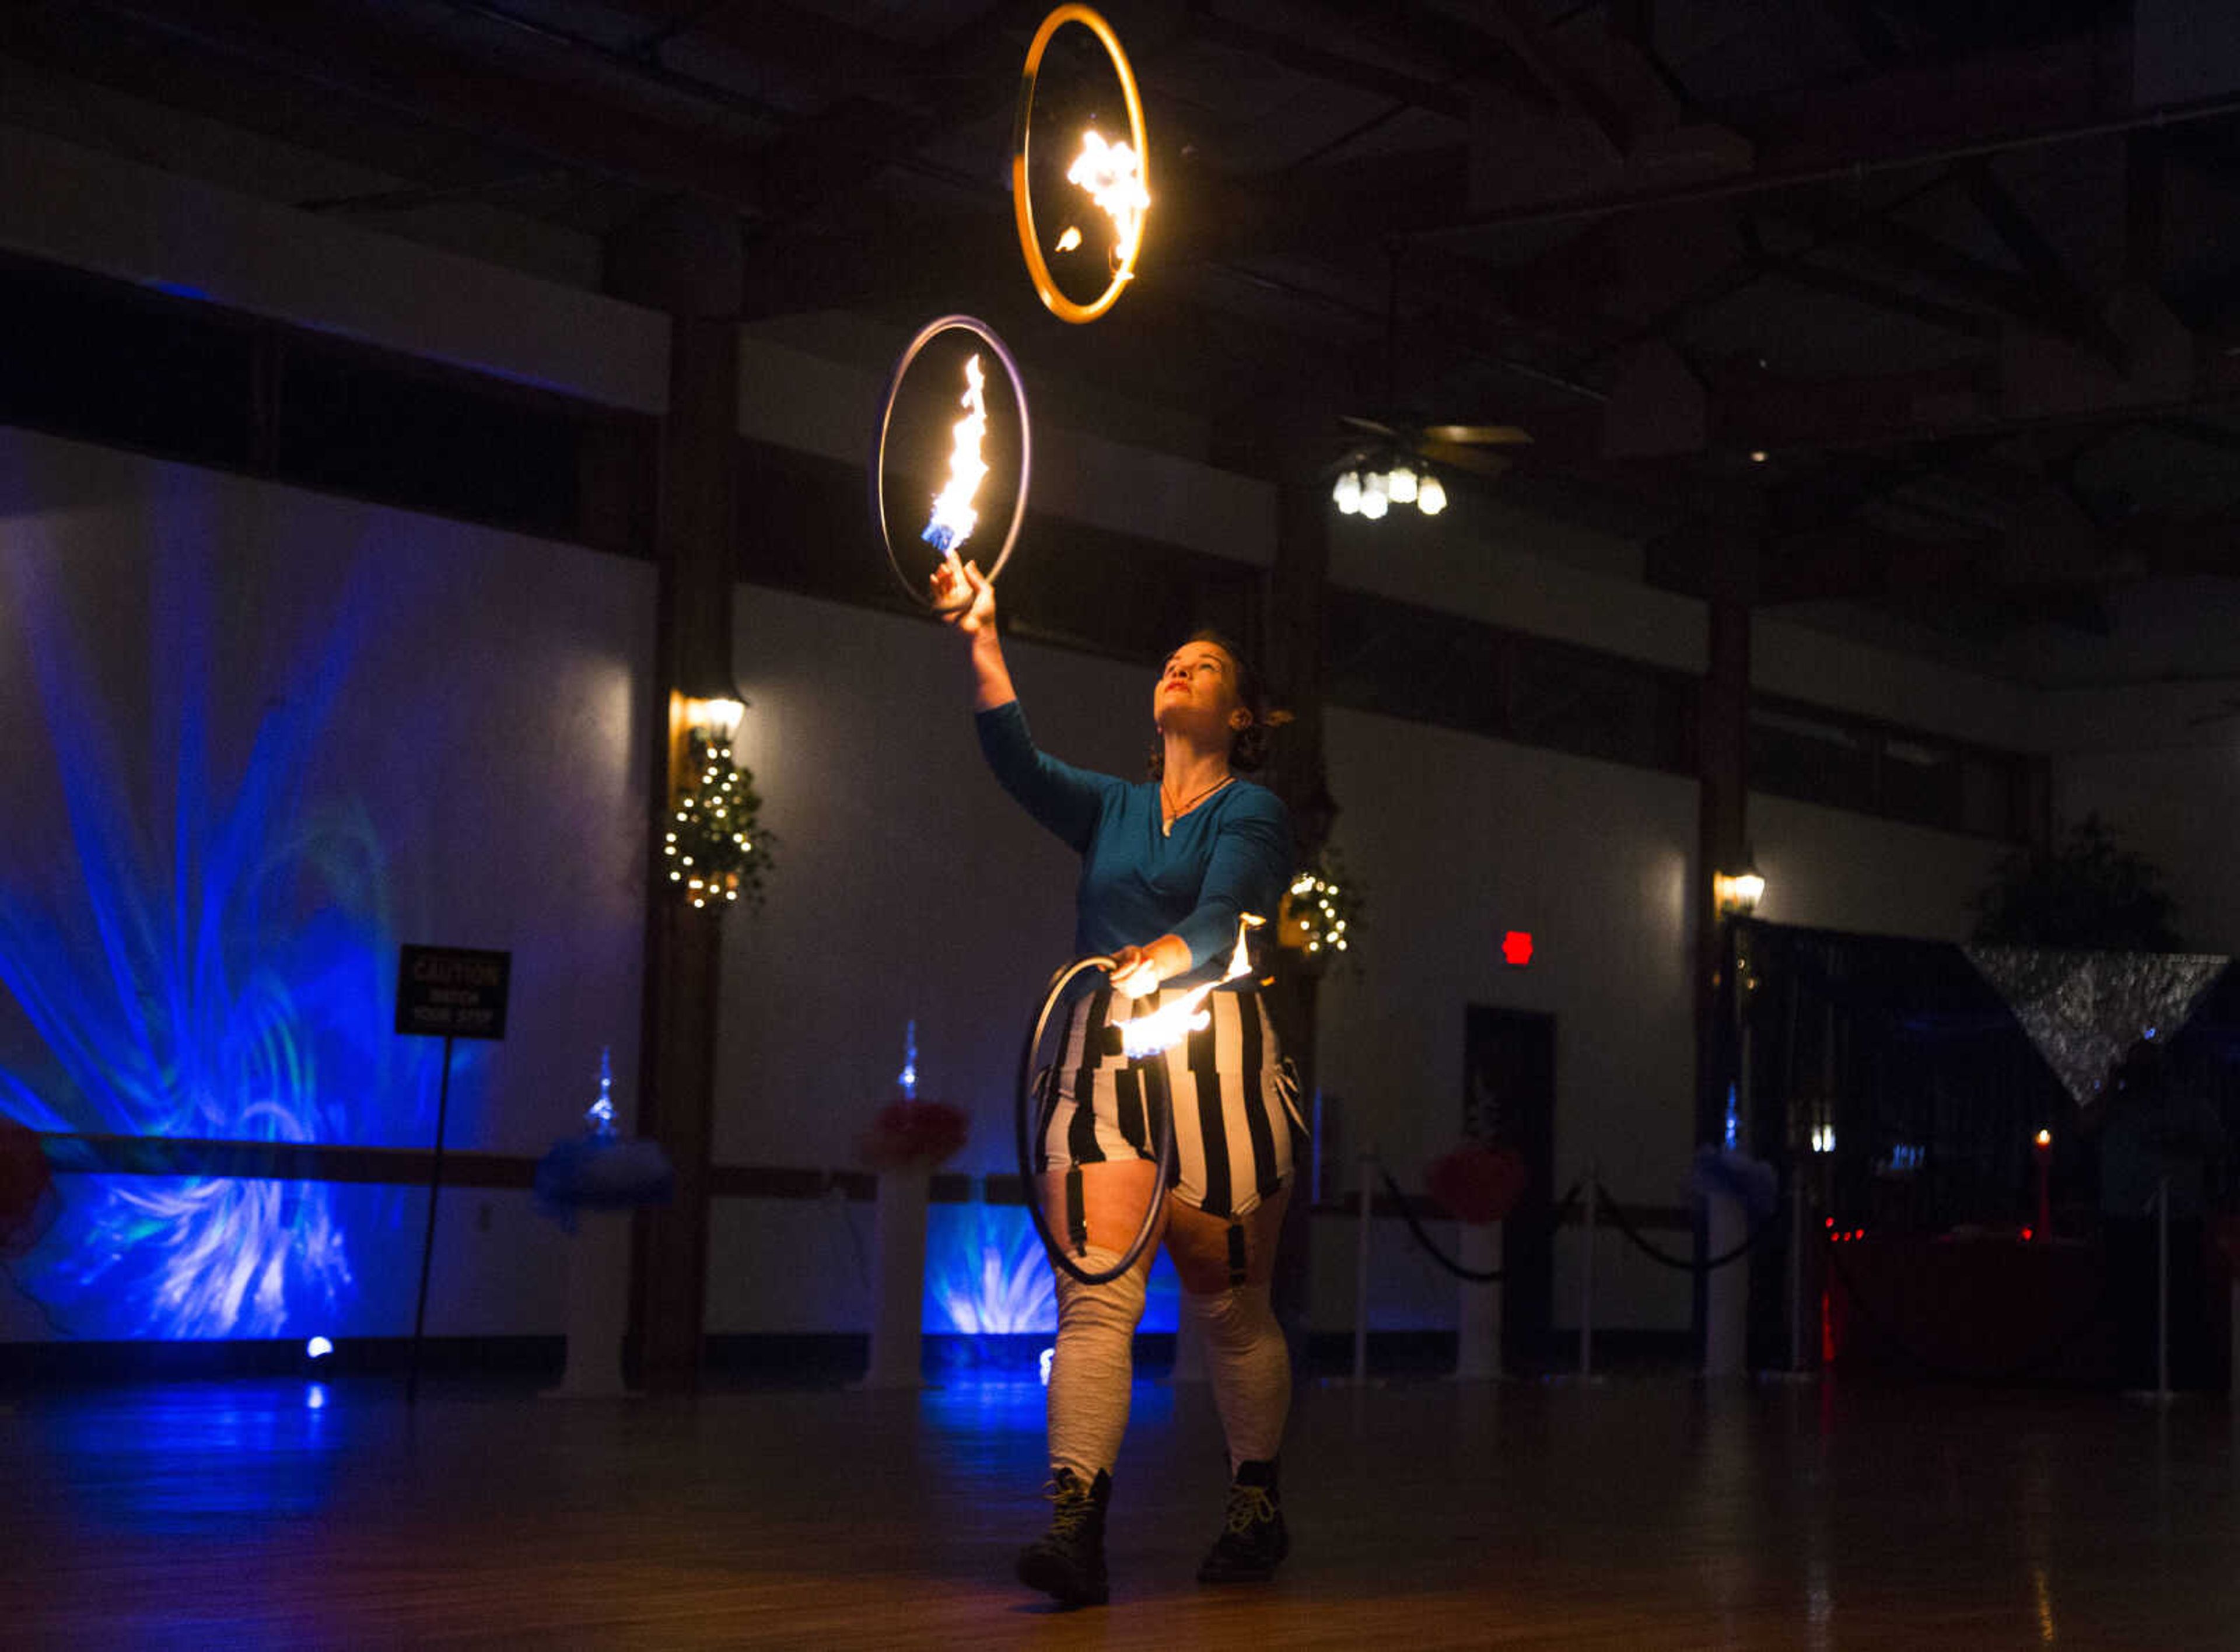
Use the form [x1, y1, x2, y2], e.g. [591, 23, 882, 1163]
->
[933, 554, 1300, 1607]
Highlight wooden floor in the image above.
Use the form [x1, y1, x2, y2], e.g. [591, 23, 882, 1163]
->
[6, 1366, 2240, 1648]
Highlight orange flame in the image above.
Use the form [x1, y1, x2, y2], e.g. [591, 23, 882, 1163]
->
[1066, 129, 1147, 272]
[923, 352, 990, 554]
[1116, 914, 1262, 1060]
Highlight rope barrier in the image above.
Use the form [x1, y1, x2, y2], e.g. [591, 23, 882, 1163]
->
[1815, 1226, 2113, 1384]
[1375, 1161, 1581, 1283]
[1594, 1180, 1780, 1274]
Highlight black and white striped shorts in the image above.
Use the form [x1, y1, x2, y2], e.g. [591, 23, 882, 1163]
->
[1037, 986, 1303, 1222]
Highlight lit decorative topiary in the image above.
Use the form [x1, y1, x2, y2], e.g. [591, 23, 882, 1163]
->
[1282, 849, 1362, 963]
[664, 732, 772, 911]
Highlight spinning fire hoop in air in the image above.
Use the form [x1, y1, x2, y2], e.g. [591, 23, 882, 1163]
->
[1016, 916, 1263, 1285]
[870, 313, 1032, 611]
[1013, 5, 1150, 324]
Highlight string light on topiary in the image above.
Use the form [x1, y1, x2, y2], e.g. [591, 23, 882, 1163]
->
[1282, 850, 1363, 962]
[664, 728, 772, 912]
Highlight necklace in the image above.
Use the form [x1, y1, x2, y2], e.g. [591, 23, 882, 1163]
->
[1160, 773, 1233, 836]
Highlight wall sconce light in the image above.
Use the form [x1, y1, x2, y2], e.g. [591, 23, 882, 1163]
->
[680, 694, 746, 744]
[1713, 853, 1765, 916]
[666, 685, 766, 913]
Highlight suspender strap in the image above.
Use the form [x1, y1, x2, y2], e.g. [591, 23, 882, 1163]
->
[1065, 1166, 1089, 1257]
[1226, 1220, 1249, 1289]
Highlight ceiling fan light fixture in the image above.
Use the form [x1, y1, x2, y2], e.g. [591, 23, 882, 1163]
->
[1387, 464, 1417, 505]
[1359, 474, 1390, 519]
[1416, 473, 1446, 515]
[1332, 470, 1362, 513]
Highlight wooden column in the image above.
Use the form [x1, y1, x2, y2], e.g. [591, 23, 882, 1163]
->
[1692, 501, 1759, 1352]
[1263, 475, 1335, 1357]
[1691, 494, 1762, 1088]
[605, 198, 743, 1395]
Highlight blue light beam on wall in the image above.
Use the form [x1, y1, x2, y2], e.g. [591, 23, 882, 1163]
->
[923, 1200, 1178, 1335]
[0, 469, 459, 1338]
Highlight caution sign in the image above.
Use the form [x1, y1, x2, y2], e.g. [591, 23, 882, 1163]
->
[396, 945, 511, 1040]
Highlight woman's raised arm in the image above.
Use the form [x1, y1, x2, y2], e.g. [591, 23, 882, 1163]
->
[934, 555, 1014, 711]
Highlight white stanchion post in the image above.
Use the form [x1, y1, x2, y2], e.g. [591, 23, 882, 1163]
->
[542, 1208, 634, 1399]
[1788, 1167, 1807, 1374]
[1352, 1148, 1375, 1386]
[1452, 1218, 1503, 1381]
[1703, 1189, 1748, 1378]
[860, 1167, 930, 1389]
[1578, 1166, 1598, 1380]
[2156, 1173, 2172, 1405]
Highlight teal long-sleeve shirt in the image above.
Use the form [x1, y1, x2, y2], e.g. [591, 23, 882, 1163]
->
[975, 699, 1293, 988]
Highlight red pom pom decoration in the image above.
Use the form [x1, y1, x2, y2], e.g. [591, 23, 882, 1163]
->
[858, 1101, 969, 1172]
[1424, 1141, 1529, 1225]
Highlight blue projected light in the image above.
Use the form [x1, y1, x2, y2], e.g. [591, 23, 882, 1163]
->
[0, 488, 460, 1339]
[924, 1200, 1178, 1335]
[926, 1202, 1055, 1335]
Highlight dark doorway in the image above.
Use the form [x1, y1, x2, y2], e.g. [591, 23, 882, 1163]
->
[1465, 1004, 1557, 1371]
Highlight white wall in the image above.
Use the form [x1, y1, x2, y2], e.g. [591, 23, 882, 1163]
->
[0, 121, 666, 413]
[1318, 709, 1702, 1334]
[1746, 796, 2013, 943]
[2052, 742, 2240, 955]
[705, 588, 1724, 1336]
[717, 585, 1144, 1178]
[1754, 615, 2034, 750]
[2031, 677, 2240, 956]
[0, 429, 654, 1340]
[0, 108, 2119, 1354]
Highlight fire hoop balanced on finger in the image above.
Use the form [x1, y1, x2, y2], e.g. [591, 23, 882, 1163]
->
[871, 314, 1031, 613]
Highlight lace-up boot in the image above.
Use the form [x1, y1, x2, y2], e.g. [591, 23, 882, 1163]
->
[1195, 1457, 1288, 1584]
[1016, 1466, 1111, 1606]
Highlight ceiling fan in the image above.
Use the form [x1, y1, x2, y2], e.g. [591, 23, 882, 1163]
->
[1327, 249, 1534, 519]
[2185, 694, 2240, 729]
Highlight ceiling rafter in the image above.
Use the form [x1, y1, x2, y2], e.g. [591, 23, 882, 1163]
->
[1479, 0, 1634, 156]
[1958, 158, 2129, 371]
[71, 0, 779, 214]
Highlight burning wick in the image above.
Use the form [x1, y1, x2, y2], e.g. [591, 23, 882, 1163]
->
[1066, 129, 1147, 273]
[923, 352, 990, 555]
[1114, 915, 1263, 1061]
[1055, 226, 1083, 253]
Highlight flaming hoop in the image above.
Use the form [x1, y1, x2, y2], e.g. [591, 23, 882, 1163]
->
[1012, 5, 1150, 325]
[1015, 916, 1262, 1286]
[870, 314, 1031, 612]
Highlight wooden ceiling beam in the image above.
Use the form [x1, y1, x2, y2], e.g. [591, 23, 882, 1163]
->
[1959, 160, 2129, 372]
[77, 0, 776, 214]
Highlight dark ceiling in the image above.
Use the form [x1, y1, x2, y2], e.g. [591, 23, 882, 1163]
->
[13, 0, 2240, 649]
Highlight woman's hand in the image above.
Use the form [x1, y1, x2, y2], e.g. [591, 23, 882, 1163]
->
[1108, 934, 1190, 999]
[931, 554, 996, 637]
[1107, 945, 1163, 1000]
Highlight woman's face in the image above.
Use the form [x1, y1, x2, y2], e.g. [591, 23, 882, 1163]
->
[1153, 639, 1247, 740]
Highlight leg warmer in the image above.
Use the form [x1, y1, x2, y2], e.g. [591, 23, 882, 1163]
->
[1046, 1247, 1148, 1482]
[1183, 1284, 1292, 1474]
